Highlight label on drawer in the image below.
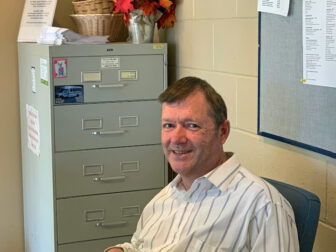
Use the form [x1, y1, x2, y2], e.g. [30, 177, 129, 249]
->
[81, 72, 101, 82]
[153, 43, 165, 50]
[119, 70, 138, 80]
[101, 57, 119, 68]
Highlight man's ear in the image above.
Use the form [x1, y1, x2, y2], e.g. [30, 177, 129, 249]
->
[219, 120, 230, 144]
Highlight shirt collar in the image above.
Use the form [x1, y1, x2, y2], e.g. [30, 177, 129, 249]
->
[204, 153, 241, 191]
[169, 152, 241, 193]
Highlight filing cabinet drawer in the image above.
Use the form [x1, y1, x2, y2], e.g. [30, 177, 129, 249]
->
[58, 236, 131, 252]
[53, 54, 164, 102]
[55, 145, 165, 198]
[54, 100, 161, 151]
[57, 189, 158, 244]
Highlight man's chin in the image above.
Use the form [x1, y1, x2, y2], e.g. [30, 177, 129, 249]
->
[170, 164, 191, 175]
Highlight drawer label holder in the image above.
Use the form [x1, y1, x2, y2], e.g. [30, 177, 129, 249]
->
[84, 209, 105, 222]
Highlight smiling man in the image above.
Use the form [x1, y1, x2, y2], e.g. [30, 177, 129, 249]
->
[160, 78, 230, 191]
[105, 76, 299, 252]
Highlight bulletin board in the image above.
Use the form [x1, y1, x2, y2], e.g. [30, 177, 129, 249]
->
[258, 0, 336, 158]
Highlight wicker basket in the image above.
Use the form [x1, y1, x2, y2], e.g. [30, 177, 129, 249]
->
[70, 14, 128, 42]
[72, 0, 113, 14]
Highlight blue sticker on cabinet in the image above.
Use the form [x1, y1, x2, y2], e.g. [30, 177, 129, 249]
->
[55, 85, 84, 104]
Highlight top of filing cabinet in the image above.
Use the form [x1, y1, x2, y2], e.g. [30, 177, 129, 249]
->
[18, 42, 167, 57]
[18, 43, 167, 104]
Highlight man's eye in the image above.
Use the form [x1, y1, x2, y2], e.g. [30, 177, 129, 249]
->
[187, 123, 199, 129]
[162, 123, 174, 128]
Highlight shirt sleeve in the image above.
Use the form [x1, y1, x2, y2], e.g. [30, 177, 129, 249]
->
[104, 235, 141, 252]
[104, 242, 137, 252]
[249, 202, 299, 252]
[104, 215, 144, 252]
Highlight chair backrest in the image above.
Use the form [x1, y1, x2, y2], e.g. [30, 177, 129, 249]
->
[263, 177, 321, 252]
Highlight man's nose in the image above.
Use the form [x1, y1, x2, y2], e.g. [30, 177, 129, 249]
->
[171, 125, 187, 144]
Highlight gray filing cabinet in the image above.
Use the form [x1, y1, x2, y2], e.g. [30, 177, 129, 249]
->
[18, 43, 168, 252]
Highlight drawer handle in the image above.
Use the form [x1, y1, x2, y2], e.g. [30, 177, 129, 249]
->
[91, 84, 126, 88]
[91, 130, 126, 135]
[93, 175, 126, 182]
[96, 221, 127, 228]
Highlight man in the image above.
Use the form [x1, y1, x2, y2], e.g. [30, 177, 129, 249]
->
[106, 76, 299, 251]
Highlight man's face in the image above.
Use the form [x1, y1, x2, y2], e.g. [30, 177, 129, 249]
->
[161, 90, 230, 179]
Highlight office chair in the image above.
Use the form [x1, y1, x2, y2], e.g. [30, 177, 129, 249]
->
[263, 177, 321, 252]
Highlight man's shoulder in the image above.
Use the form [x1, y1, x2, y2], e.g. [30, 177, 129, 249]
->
[232, 167, 294, 214]
[231, 167, 287, 205]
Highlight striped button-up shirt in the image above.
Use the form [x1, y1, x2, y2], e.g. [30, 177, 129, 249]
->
[109, 153, 299, 252]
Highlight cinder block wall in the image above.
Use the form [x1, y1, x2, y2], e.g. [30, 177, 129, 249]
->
[167, 1, 336, 251]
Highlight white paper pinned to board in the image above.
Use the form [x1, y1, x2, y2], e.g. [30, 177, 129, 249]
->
[258, 0, 290, 16]
[302, 0, 336, 88]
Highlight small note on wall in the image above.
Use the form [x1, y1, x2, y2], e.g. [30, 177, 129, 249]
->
[17, 0, 57, 42]
[258, 0, 290, 16]
[26, 104, 40, 157]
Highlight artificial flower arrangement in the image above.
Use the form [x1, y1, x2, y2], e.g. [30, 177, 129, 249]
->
[112, 0, 177, 28]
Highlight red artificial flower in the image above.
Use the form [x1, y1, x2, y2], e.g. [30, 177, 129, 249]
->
[157, 3, 176, 29]
[113, 0, 176, 28]
[159, 0, 173, 9]
[140, 0, 160, 16]
[113, 0, 134, 14]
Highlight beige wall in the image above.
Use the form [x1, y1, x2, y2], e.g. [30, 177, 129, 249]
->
[167, 0, 336, 251]
[0, 1, 75, 251]
[0, 0, 25, 251]
[1, 0, 335, 251]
